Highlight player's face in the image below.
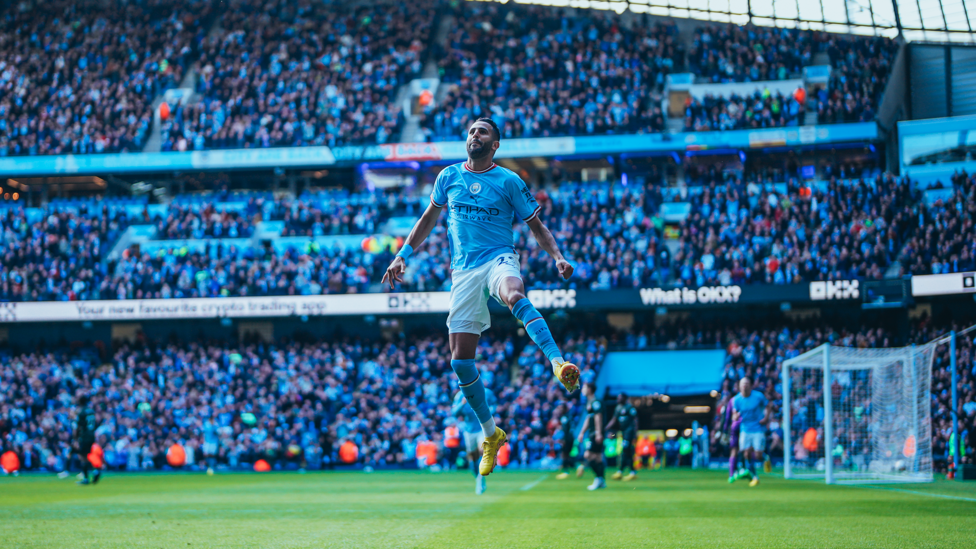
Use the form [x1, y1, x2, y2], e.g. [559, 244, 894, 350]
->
[466, 121, 498, 160]
[739, 378, 752, 394]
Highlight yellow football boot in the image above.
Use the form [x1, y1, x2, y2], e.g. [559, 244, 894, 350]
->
[553, 361, 580, 392]
[479, 426, 507, 476]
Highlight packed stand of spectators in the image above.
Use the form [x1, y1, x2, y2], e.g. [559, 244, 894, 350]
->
[899, 170, 976, 276]
[0, 0, 213, 157]
[683, 88, 806, 132]
[689, 24, 817, 83]
[668, 174, 918, 286]
[816, 35, 898, 125]
[155, 204, 255, 240]
[0, 204, 136, 301]
[108, 246, 381, 299]
[161, 0, 434, 151]
[420, 4, 677, 141]
[0, 330, 608, 472]
[3, 165, 972, 302]
[3, 317, 971, 474]
[685, 24, 897, 128]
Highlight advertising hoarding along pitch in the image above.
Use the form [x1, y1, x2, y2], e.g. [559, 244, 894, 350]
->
[0, 280, 869, 323]
[0, 293, 451, 323]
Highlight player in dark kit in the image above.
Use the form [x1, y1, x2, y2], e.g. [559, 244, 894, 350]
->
[73, 393, 100, 485]
[554, 404, 576, 480]
[606, 393, 639, 481]
[577, 382, 606, 490]
[722, 394, 745, 483]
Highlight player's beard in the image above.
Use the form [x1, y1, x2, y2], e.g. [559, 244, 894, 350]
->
[467, 140, 492, 161]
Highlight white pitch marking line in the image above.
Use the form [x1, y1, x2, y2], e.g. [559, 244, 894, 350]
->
[520, 474, 549, 491]
[854, 484, 976, 503]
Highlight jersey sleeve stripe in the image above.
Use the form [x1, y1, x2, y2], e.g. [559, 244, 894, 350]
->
[430, 197, 444, 208]
[522, 205, 542, 222]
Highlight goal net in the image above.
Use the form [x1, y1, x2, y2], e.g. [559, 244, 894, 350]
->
[783, 343, 934, 484]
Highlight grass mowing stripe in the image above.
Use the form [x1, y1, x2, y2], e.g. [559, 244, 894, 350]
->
[519, 474, 548, 491]
[768, 470, 976, 503]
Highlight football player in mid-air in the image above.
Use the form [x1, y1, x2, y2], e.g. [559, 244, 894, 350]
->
[605, 392, 639, 481]
[383, 118, 579, 478]
[577, 382, 606, 491]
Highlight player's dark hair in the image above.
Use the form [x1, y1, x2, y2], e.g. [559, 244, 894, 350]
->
[475, 117, 501, 142]
[619, 392, 629, 400]
[584, 381, 597, 394]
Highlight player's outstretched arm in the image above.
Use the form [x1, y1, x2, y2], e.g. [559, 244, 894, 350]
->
[526, 217, 573, 280]
[382, 202, 443, 290]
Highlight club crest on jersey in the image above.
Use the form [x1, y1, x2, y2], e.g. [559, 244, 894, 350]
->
[469, 182, 482, 194]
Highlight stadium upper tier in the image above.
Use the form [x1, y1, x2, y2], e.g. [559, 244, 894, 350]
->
[0, 319, 971, 472]
[160, 0, 433, 151]
[0, 0, 214, 157]
[0, 170, 972, 302]
[0, 0, 902, 157]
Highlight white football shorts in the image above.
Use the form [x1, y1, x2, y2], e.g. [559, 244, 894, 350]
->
[738, 431, 765, 452]
[447, 253, 521, 334]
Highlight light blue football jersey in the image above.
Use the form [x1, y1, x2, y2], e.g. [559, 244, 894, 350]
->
[431, 162, 541, 271]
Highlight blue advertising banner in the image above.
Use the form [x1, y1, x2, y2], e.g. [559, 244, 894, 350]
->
[0, 146, 336, 177]
[0, 123, 875, 176]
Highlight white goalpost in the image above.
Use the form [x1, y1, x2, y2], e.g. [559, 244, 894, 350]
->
[783, 343, 934, 484]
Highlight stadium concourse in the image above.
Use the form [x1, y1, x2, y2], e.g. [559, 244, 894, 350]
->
[1, 169, 973, 301]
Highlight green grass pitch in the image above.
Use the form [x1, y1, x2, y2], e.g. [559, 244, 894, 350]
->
[2, 469, 974, 548]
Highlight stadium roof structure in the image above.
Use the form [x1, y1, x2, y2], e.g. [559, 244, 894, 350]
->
[472, 0, 976, 43]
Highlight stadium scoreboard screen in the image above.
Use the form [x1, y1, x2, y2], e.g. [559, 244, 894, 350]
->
[861, 279, 911, 309]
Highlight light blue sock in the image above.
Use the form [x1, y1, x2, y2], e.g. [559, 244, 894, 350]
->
[511, 298, 563, 363]
[451, 359, 495, 437]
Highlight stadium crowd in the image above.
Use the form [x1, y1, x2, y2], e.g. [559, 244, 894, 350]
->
[0, 204, 134, 302]
[683, 89, 806, 132]
[899, 171, 976, 276]
[688, 25, 815, 83]
[0, 0, 213, 156]
[684, 26, 896, 129]
[3, 167, 975, 301]
[0, 0, 904, 157]
[160, 0, 434, 151]
[0, 329, 606, 472]
[2, 317, 972, 474]
[420, 4, 678, 140]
